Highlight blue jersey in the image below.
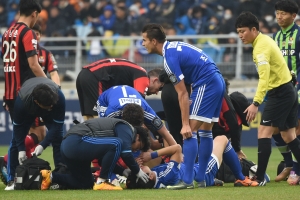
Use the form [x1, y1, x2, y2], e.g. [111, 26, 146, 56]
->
[96, 85, 163, 130]
[162, 41, 220, 87]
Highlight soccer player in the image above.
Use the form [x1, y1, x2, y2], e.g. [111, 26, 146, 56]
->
[5, 77, 65, 190]
[1, 0, 47, 121]
[272, 0, 300, 183]
[235, 11, 300, 186]
[96, 85, 176, 148]
[141, 24, 225, 188]
[126, 135, 259, 189]
[76, 58, 151, 121]
[39, 118, 150, 190]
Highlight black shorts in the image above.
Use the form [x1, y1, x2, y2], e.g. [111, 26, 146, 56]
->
[76, 69, 109, 116]
[261, 81, 298, 131]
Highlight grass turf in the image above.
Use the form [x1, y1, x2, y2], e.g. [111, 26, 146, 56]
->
[0, 145, 299, 200]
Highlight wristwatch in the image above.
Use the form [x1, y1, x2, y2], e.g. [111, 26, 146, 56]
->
[252, 101, 260, 107]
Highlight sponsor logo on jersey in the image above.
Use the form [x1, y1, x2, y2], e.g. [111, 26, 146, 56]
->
[119, 98, 142, 106]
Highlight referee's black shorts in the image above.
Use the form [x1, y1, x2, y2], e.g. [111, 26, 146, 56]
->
[76, 69, 109, 116]
[261, 81, 298, 131]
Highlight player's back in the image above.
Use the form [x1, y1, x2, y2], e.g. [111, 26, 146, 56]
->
[163, 41, 220, 85]
[83, 58, 148, 93]
[2, 22, 38, 100]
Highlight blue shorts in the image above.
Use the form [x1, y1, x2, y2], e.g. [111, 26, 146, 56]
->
[190, 73, 224, 123]
[152, 161, 180, 189]
[194, 154, 220, 186]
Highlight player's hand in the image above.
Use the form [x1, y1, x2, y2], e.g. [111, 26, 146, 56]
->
[122, 168, 131, 177]
[139, 152, 151, 163]
[18, 151, 27, 165]
[236, 150, 247, 160]
[180, 124, 192, 139]
[244, 104, 258, 122]
[32, 145, 44, 156]
[136, 169, 149, 183]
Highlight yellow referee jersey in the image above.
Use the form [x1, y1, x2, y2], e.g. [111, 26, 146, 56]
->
[252, 33, 292, 104]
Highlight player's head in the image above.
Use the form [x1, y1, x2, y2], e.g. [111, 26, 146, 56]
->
[235, 12, 259, 44]
[19, 0, 42, 27]
[122, 103, 144, 126]
[126, 167, 156, 189]
[32, 23, 41, 42]
[142, 23, 166, 54]
[147, 68, 164, 95]
[132, 126, 150, 152]
[275, 0, 298, 29]
[32, 84, 59, 111]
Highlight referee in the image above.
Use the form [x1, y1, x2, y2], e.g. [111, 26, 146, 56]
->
[235, 11, 300, 186]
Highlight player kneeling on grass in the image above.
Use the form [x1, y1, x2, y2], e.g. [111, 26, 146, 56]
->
[40, 117, 150, 190]
[126, 135, 259, 189]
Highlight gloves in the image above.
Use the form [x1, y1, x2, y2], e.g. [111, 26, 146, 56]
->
[116, 175, 127, 184]
[136, 168, 149, 183]
[32, 145, 44, 156]
[122, 168, 131, 177]
[18, 151, 27, 165]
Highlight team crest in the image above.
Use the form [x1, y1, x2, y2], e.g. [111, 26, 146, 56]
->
[169, 74, 177, 84]
[39, 56, 45, 63]
[288, 37, 294, 45]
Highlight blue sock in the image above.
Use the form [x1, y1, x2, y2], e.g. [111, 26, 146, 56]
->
[223, 141, 245, 180]
[273, 134, 293, 167]
[182, 132, 198, 184]
[195, 130, 213, 182]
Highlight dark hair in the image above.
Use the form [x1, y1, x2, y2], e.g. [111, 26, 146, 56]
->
[142, 24, 166, 43]
[122, 104, 144, 126]
[148, 68, 163, 78]
[19, 0, 42, 16]
[134, 126, 150, 152]
[158, 69, 169, 83]
[126, 173, 155, 189]
[235, 11, 259, 31]
[32, 84, 59, 106]
[275, 0, 299, 14]
[32, 23, 41, 33]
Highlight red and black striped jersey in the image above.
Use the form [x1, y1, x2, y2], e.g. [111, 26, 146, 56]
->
[1, 22, 38, 100]
[37, 44, 58, 74]
[83, 58, 149, 95]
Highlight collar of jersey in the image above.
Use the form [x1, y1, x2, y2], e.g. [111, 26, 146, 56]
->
[281, 23, 296, 34]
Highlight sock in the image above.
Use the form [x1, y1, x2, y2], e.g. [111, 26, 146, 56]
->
[222, 141, 245, 180]
[195, 130, 213, 182]
[272, 134, 293, 167]
[182, 132, 198, 184]
[292, 159, 299, 175]
[256, 138, 272, 181]
[96, 177, 107, 184]
[287, 138, 300, 172]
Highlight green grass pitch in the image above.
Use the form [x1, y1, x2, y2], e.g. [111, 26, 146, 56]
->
[0, 145, 299, 200]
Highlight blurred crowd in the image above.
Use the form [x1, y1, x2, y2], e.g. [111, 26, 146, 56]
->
[1, 0, 300, 70]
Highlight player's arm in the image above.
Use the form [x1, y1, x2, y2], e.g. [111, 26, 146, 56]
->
[141, 144, 182, 164]
[28, 55, 47, 77]
[50, 71, 60, 86]
[174, 79, 191, 138]
[156, 126, 176, 146]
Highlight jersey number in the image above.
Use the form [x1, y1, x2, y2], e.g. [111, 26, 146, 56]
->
[3, 41, 17, 63]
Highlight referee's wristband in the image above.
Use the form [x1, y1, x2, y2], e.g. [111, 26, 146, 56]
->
[151, 151, 158, 159]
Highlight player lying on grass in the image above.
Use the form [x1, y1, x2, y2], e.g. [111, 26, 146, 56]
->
[126, 135, 260, 189]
